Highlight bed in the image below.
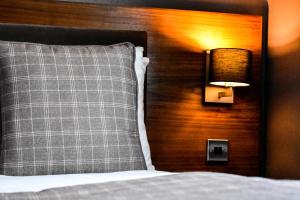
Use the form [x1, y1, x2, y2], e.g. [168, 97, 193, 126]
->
[0, 23, 300, 200]
[2, 171, 300, 200]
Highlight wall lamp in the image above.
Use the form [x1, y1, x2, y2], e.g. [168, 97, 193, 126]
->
[204, 48, 252, 104]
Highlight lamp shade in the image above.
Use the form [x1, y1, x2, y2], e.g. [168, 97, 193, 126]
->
[209, 48, 252, 87]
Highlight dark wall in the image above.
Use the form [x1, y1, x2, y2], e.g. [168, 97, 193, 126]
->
[267, 0, 300, 179]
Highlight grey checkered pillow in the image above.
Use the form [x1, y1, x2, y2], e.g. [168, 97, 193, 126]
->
[0, 41, 146, 176]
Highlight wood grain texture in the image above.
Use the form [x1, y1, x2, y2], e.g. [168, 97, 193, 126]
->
[58, 0, 267, 15]
[0, 0, 263, 175]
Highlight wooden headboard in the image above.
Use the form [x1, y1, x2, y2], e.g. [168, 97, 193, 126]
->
[0, 0, 263, 176]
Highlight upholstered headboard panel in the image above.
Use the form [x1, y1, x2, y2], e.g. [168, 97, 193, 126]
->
[0, 24, 147, 54]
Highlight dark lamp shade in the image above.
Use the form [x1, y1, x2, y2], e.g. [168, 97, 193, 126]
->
[209, 48, 252, 87]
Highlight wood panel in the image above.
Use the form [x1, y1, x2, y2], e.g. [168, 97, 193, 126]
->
[0, 0, 263, 175]
[58, 0, 267, 15]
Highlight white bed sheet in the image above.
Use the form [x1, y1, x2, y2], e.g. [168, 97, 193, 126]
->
[0, 170, 173, 193]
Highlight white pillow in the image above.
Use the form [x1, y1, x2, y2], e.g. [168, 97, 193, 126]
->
[135, 47, 154, 170]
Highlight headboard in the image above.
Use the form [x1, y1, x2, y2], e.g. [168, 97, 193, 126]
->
[0, 24, 147, 54]
[0, 0, 264, 176]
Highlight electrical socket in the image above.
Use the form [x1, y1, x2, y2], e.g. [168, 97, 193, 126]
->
[207, 139, 229, 162]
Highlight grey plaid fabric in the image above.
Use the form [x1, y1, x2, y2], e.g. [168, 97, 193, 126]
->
[0, 41, 146, 176]
[1, 172, 300, 200]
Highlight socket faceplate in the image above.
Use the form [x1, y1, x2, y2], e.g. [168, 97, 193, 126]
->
[207, 139, 229, 162]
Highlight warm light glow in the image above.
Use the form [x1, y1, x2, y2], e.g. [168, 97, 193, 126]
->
[269, 0, 300, 55]
[186, 29, 229, 51]
[147, 8, 262, 52]
[210, 82, 250, 87]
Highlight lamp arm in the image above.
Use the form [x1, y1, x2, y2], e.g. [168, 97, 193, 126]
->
[218, 87, 233, 98]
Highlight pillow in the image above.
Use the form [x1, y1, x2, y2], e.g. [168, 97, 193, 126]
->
[134, 47, 154, 170]
[0, 41, 146, 176]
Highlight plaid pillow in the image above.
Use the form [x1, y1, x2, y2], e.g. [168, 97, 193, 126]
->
[0, 41, 146, 176]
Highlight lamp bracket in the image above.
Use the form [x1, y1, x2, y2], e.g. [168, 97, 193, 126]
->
[205, 86, 234, 104]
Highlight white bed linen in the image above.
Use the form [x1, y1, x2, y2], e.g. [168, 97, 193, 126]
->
[0, 170, 173, 193]
[134, 47, 154, 170]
